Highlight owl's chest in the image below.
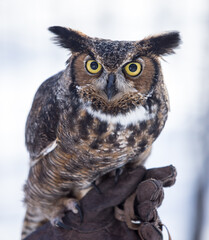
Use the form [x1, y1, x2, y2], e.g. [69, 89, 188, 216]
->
[54, 105, 166, 187]
[58, 107, 159, 162]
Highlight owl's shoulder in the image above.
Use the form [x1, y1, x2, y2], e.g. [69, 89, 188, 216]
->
[25, 71, 64, 159]
[33, 71, 63, 100]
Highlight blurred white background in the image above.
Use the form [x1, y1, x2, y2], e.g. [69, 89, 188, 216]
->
[0, 0, 209, 239]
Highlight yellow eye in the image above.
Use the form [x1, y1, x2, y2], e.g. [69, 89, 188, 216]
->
[124, 62, 142, 77]
[86, 60, 102, 74]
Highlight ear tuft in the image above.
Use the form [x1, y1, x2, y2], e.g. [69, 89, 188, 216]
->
[48, 26, 90, 52]
[139, 31, 181, 56]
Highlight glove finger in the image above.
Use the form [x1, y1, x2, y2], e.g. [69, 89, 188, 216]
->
[138, 222, 163, 240]
[145, 165, 177, 187]
[82, 166, 146, 211]
[136, 201, 158, 222]
[136, 179, 164, 207]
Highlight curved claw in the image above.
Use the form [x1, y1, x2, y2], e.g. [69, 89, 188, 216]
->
[54, 219, 72, 230]
[115, 168, 123, 184]
[75, 203, 83, 223]
[92, 181, 102, 194]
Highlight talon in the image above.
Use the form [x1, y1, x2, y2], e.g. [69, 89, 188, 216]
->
[54, 219, 72, 230]
[92, 181, 102, 194]
[75, 203, 83, 223]
[115, 168, 123, 183]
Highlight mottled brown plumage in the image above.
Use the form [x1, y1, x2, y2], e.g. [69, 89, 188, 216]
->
[22, 26, 181, 239]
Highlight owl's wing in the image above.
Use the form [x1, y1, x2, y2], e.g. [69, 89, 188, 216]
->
[25, 71, 63, 161]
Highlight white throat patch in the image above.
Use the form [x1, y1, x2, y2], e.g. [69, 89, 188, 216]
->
[85, 105, 157, 126]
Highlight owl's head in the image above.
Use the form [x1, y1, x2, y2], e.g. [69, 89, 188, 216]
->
[49, 26, 180, 117]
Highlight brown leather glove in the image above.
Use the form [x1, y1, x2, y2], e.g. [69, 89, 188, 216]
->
[115, 165, 176, 240]
[25, 165, 176, 240]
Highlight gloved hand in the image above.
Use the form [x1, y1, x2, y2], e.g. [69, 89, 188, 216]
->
[115, 165, 176, 240]
[25, 165, 176, 240]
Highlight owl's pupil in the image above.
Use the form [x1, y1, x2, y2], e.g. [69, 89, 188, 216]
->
[129, 64, 137, 72]
[90, 61, 98, 70]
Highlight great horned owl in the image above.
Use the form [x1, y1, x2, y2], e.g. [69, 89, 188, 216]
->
[22, 26, 180, 239]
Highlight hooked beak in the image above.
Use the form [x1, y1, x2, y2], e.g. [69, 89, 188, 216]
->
[104, 73, 118, 100]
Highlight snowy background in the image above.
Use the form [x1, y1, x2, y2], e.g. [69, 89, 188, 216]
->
[0, 0, 209, 239]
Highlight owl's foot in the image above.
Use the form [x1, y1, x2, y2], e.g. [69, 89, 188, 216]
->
[50, 198, 83, 229]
